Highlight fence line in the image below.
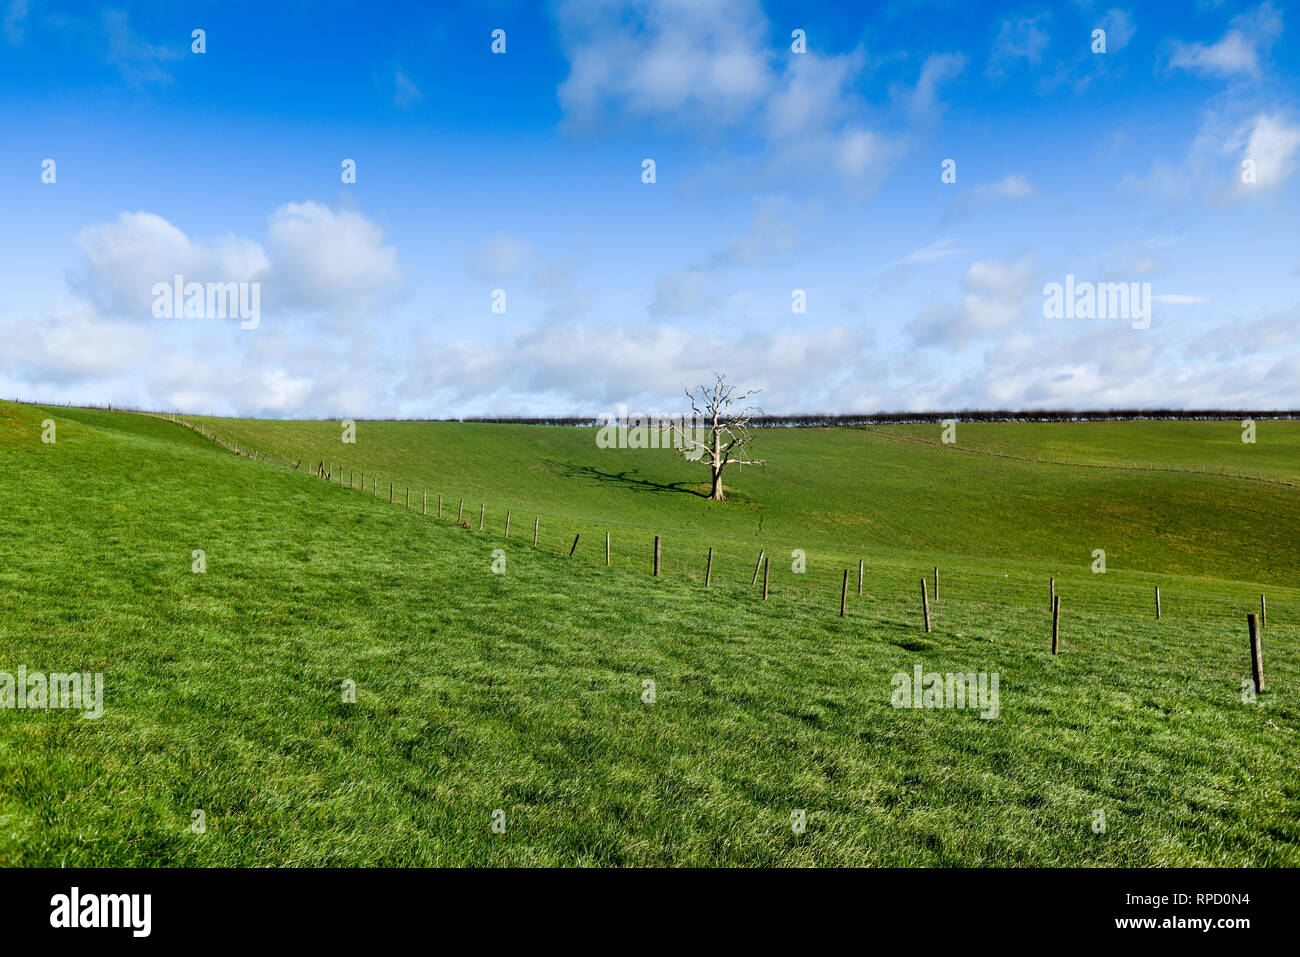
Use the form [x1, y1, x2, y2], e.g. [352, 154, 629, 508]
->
[147, 412, 1294, 641]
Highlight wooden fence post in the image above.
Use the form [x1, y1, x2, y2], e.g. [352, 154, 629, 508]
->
[438, 494, 442, 519]
[479, 505, 485, 530]
[533, 517, 539, 546]
[422, 491, 426, 515]
[705, 547, 713, 587]
[762, 556, 769, 600]
[1260, 594, 1266, 629]
[570, 533, 580, 557]
[858, 559, 863, 596]
[1051, 595, 1061, 654]
[505, 510, 511, 538]
[405, 487, 409, 509]
[457, 500, 464, 524]
[751, 550, 765, 586]
[840, 569, 848, 617]
[933, 566, 939, 600]
[1049, 576, 1054, 608]
[1155, 585, 1161, 619]
[1247, 613, 1264, 692]
[350, 469, 353, 488]
[921, 580, 931, 633]
[653, 536, 661, 577]
[605, 531, 610, 566]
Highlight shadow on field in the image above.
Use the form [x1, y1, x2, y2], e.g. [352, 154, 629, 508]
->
[552, 461, 708, 498]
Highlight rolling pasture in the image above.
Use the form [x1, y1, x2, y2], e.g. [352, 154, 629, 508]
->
[1, 400, 1296, 865]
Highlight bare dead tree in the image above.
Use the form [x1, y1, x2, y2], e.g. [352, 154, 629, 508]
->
[670, 373, 764, 501]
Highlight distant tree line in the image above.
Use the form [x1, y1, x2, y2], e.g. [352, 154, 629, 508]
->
[464, 409, 1299, 427]
[11, 399, 1297, 426]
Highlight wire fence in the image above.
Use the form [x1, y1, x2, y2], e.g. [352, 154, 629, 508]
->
[148, 410, 1294, 655]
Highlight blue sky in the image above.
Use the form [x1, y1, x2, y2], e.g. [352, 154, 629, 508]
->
[2, 0, 1297, 416]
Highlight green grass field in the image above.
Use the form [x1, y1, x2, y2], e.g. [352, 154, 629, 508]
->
[2, 400, 1297, 866]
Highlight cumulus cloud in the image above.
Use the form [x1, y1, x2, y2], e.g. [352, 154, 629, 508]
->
[924, 307, 1300, 412]
[907, 258, 1037, 347]
[395, 320, 880, 415]
[69, 202, 401, 330]
[554, 0, 900, 196]
[556, 0, 770, 126]
[264, 201, 402, 318]
[1238, 112, 1300, 188]
[1122, 107, 1300, 202]
[1168, 2, 1283, 78]
[72, 212, 270, 319]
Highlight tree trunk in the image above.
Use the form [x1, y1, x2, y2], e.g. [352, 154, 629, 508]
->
[709, 425, 725, 500]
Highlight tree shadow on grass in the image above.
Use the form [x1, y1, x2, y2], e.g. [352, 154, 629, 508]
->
[551, 461, 710, 498]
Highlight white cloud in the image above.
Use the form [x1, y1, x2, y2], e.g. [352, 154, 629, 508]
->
[895, 52, 966, 119]
[1152, 294, 1208, 304]
[907, 258, 1037, 346]
[396, 320, 879, 415]
[1122, 107, 1300, 202]
[1101, 9, 1136, 53]
[556, 0, 770, 126]
[762, 49, 860, 139]
[554, 0, 899, 196]
[72, 212, 269, 319]
[1168, 2, 1283, 78]
[949, 174, 1038, 217]
[102, 9, 182, 85]
[1240, 112, 1300, 188]
[988, 15, 1051, 78]
[973, 173, 1037, 202]
[885, 238, 966, 270]
[264, 202, 402, 318]
[70, 203, 401, 327]
[928, 309, 1300, 412]
[709, 195, 811, 268]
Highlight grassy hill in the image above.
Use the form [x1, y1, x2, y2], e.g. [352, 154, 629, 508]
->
[193, 411, 1300, 590]
[2, 400, 1297, 866]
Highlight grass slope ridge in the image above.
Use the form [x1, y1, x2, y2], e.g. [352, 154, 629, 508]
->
[192, 413, 1300, 586]
[1, 401, 1297, 866]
